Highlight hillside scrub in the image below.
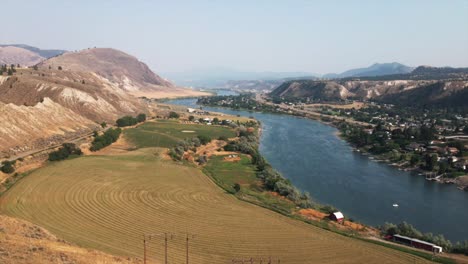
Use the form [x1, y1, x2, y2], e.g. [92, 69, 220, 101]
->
[90, 128, 122, 151]
[168, 111, 180, 119]
[116, 116, 138, 127]
[169, 137, 203, 160]
[1, 160, 16, 174]
[48, 143, 83, 161]
[116, 113, 146, 127]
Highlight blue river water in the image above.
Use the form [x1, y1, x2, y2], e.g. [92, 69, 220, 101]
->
[166, 92, 468, 242]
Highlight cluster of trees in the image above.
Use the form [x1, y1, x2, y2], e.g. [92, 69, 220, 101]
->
[0, 64, 16, 75]
[380, 222, 468, 253]
[168, 136, 208, 161]
[48, 143, 82, 161]
[341, 121, 468, 176]
[90, 128, 122, 151]
[197, 94, 278, 112]
[116, 114, 146, 127]
[1, 160, 15, 174]
[341, 122, 437, 152]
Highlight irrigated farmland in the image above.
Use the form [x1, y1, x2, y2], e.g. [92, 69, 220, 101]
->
[124, 120, 237, 148]
[0, 148, 433, 263]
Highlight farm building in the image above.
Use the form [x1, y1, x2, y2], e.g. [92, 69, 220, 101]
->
[392, 234, 443, 253]
[329, 212, 344, 223]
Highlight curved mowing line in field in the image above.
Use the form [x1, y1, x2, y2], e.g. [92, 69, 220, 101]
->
[0, 151, 432, 264]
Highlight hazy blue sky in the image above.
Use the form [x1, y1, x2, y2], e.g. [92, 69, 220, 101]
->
[1, 0, 467, 74]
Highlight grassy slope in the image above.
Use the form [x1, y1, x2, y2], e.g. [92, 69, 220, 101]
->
[0, 148, 433, 264]
[124, 120, 236, 148]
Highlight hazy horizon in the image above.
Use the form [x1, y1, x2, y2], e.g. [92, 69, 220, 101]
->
[1, 0, 467, 75]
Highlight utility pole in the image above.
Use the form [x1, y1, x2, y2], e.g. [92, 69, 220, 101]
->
[186, 234, 189, 264]
[165, 233, 168, 264]
[143, 235, 147, 264]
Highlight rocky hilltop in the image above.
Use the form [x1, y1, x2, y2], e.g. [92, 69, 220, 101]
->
[40, 48, 173, 92]
[0, 46, 45, 67]
[40, 48, 205, 98]
[270, 67, 468, 108]
[0, 44, 66, 58]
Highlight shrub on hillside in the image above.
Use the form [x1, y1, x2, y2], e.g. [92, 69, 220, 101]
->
[116, 116, 138, 127]
[48, 143, 83, 161]
[168, 111, 180, 119]
[90, 128, 122, 151]
[233, 183, 241, 193]
[137, 113, 146, 122]
[197, 135, 211, 145]
[1, 160, 16, 174]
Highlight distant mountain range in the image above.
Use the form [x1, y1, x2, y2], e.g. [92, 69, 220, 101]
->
[163, 68, 317, 88]
[0, 44, 66, 58]
[0, 44, 66, 67]
[165, 63, 416, 89]
[323, 62, 414, 79]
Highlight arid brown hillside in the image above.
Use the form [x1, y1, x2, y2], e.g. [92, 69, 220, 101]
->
[0, 214, 141, 264]
[0, 46, 44, 67]
[41, 48, 174, 91]
[0, 68, 147, 157]
[40, 48, 208, 98]
[270, 79, 468, 104]
[0, 47, 207, 158]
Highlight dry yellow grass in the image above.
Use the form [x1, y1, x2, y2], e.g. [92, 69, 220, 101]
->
[0, 148, 432, 264]
[0, 214, 141, 264]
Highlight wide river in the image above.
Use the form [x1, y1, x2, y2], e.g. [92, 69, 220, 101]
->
[167, 92, 468, 242]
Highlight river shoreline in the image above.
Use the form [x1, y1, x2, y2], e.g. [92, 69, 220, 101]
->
[166, 95, 468, 242]
[200, 99, 467, 192]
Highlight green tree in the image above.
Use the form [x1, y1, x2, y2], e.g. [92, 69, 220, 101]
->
[58, 66, 63, 70]
[33, 65, 38, 71]
[1, 160, 15, 174]
[136, 113, 146, 122]
[410, 154, 420, 166]
[100, 122, 107, 128]
[197, 135, 211, 145]
[188, 115, 195, 121]
[48, 143, 82, 161]
[213, 117, 219, 125]
[168, 111, 180, 119]
[90, 128, 122, 151]
[116, 116, 138, 127]
[438, 162, 448, 174]
[425, 154, 438, 171]
[233, 183, 241, 193]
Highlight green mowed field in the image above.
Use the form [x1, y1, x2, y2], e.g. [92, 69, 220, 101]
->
[0, 148, 432, 264]
[204, 154, 258, 192]
[204, 154, 297, 214]
[124, 120, 236, 148]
